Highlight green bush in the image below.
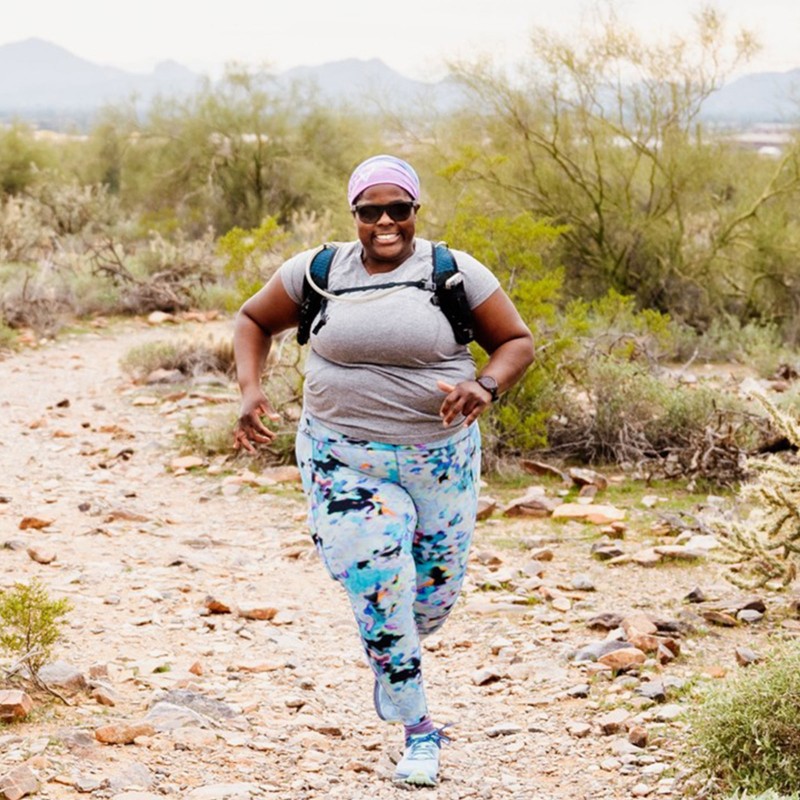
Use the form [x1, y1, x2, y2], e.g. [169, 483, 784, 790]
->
[0, 579, 71, 677]
[687, 640, 800, 797]
[119, 337, 235, 381]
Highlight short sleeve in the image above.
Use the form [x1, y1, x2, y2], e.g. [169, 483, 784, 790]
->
[450, 249, 502, 309]
[278, 249, 315, 305]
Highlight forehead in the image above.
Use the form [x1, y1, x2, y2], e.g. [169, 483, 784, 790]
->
[355, 184, 413, 204]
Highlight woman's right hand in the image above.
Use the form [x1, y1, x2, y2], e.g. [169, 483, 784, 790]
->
[233, 389, 281, 452]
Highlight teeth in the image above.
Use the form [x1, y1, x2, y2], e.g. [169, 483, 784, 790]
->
[376, 234, 398, 241]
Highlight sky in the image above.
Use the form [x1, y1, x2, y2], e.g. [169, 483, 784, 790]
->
[5, 0, 800, 80]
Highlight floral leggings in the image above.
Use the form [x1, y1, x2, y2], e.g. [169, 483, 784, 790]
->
[296, 414, 481, 726]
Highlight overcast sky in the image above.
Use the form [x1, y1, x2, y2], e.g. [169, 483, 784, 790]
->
[5, 0, 800, 79]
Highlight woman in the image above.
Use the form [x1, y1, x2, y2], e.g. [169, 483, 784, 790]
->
[233, 155, 533, 787]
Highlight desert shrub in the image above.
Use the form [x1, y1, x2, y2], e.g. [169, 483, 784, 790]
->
[0, 579, 71, 679]
[714, 393, 800, 588]
[687, 640, 800, 797]
[0, 319, 17, 350]
[549, 359, 761, 484]
[120, 337, 235, 382]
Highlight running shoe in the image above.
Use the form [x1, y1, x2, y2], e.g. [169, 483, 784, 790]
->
[393, 726, 452, 787]
[373, 677, 402, 723]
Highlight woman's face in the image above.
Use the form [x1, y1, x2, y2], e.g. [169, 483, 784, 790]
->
[352, 184, 417, 272]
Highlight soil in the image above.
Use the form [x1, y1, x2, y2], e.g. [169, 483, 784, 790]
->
[0, 318, 789, 800]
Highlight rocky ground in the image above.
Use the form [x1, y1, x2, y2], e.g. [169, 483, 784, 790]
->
[0, 317, 795, 800]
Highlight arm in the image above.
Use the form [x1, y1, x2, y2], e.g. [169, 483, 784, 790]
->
[438, 288, 534, 427]
[232, 272, 302, 451]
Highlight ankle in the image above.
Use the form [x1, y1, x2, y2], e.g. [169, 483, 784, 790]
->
[404, 717, 435, 738]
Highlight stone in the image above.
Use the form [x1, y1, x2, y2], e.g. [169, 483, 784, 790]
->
[631, 548, 662, 567]
[737, 609, 763, 624]
[476, 497, 498, 520]
[597, 647, 646, 671]
[26, 546, 56, 564]
[628, 725, 648, 748]
[573, 640, 633, 663]
[236, 603, 278, 621]
[570, 574, 596, 591]
[637, 681, 666, 702]
[568, 467, 609, 490]
[597, 708, 631, 735]
[261, 466, 302, 483]
[18, 516, 53, 530]
[685, 586, 707, 603]
[95, 722, 156, 744]
[552, 503, 626, 524]
[592, 542, 625, 560]
[37, 661, 87, 694]
[472, 667, 504, 686]
[519, 459, 567, 481]
[204, 595, 232, 614]
[566, 721, 592, 738]
[735, 646, 763, 667]
[486, 723, 524, 737]
[586, 612, 623, 631]
[702, 610, 738, 627]
[653, 704, 684, 722]
[170, 456, 205, 471]
[0, 766, 38, 800]
[566, 684, 591, 698]
[622, 612, 658, 638]
[0, 690, 33, 722]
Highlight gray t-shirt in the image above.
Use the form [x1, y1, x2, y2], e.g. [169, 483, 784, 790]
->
[280, 237, 500, 444]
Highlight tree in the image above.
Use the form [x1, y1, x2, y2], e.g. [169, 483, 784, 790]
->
[446, 6, 800, 331]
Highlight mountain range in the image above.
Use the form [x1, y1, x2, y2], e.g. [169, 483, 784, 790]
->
[1, 38, 798, 129]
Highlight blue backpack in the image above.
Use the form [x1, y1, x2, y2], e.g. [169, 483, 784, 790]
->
[296, 241, 475, 345]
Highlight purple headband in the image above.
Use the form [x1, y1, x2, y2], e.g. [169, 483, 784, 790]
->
[347, 155, 420, 206]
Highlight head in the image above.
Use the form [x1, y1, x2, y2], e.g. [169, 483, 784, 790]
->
[347, 155, 420, 271]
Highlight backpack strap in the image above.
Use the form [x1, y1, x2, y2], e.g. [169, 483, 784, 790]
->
[432, 242, 475, 345]
[297, 244, 337, 344]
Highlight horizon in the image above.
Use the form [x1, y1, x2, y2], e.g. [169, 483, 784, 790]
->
[3, 0, 800, 82]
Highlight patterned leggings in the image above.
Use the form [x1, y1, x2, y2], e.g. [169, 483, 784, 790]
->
[296, 414, 481, 725]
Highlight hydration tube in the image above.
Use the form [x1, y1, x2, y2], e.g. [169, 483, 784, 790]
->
[303, 247, 423, 304]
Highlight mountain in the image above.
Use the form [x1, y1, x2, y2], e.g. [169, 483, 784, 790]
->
[0, 38, 798, 129]
[701, 69, 800, 123]
[0, 38, 202, 113]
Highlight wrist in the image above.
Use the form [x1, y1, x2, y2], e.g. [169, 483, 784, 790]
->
[476, 375, 499, 402]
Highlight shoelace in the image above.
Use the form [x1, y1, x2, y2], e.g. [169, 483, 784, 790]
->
[405, 724, 453, 759]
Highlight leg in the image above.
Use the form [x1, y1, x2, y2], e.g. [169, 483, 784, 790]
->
[402, 424, 481, 636]
[296, 424, 430, 725]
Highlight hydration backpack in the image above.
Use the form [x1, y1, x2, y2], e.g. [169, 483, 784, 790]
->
[296, 241, 475, 345]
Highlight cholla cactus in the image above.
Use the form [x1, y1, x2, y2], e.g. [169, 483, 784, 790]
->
[714, 392, 800, 589]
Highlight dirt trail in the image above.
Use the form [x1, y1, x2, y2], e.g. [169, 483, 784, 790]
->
[0, 319, 746, 800]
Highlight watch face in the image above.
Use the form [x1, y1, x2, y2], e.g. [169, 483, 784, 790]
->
[477, 376, 498, 400]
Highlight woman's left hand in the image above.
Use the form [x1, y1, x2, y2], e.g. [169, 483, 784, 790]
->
[437, 380, 492, 427]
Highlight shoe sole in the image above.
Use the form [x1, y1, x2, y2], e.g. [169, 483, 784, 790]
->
[373, 679, 402, 724]
[393, 773, 438, 787]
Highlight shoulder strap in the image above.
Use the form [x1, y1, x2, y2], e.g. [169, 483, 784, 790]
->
[297, 244, 337, 345]
[432, 242, 475, 345]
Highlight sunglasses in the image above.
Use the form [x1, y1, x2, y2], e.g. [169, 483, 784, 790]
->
[351, 201, 418, 224]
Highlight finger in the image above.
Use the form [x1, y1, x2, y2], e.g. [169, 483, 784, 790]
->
[437, 380, 456, 394]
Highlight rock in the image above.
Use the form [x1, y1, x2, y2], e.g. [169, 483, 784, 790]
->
[486, 723, 523, 737]
[0, 690, 33, 722]
[622, 613, 658, 639]
[472, 667, 504, 686]
[26, 546, 56, 564]
[685, 587, 707, 603]
[735, 646, 763, 667]
[261, 466, 302, 483]
[476, 497, 498, 520]
[18, 516, 53, 530]
[0, 766, 38, 800]
[637, 681, 666, 702]
[566, 684, 591, 698]
[737, 609, 764, 624]
[597, 647, 646, 671]
[95, 722, 156, 744]
[631, 784, 655, 797]
[91, 684, 120, 707]
[552, 503, 626, 524]
[573, 640, 633, 663]
[631, 548, 662, 567]
[568, 467, 609, 490]
[654, 545, 706, 560]
[566, 721, 592, 738]
[170, 456, 205, 471]
[501, 489, 560, 517]
[204, 595, 232, 614]
[519, 459, 567, 481]
[628, 725, 648, 748]
[236, 603, 278, 621]
[701, 610, 738, 627]
[37, 661, 87, 694]
[586, 612, 623, 631]
[653, 704, 684, 722]
[592, 542, 625, 560]
[598, 708, 631, 735]
[147, 311, 175, 325]
[570, 574, 596, 591]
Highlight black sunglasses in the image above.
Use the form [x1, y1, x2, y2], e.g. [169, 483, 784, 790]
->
[351, 201, 418, 224]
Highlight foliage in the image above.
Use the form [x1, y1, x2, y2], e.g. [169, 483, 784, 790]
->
[119, 337, 236, 382]
[687, 640, 800, 797]
[0, 579, 71, 678]
[0, 124, 55, 196]
[447, 8, 800, 331]
[714, 392, 800, 588]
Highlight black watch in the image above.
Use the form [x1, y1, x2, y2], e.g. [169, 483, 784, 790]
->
[476, 375, 499, 403]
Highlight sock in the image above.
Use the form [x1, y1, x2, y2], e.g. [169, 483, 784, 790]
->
[404, 717, 435, 738]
